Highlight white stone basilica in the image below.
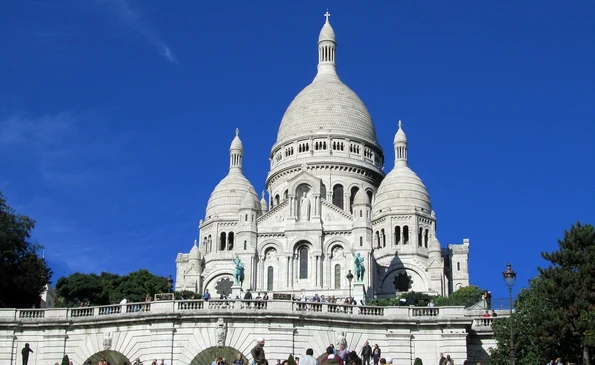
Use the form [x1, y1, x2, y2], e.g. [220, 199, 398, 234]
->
[175, 15, 470, 300]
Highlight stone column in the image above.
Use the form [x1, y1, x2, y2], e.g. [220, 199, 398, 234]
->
[322, 255, 330, 289]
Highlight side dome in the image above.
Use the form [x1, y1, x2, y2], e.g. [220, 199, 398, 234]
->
[373, 121, 432, 216]
[205, 171, 259, 219]
[373, 165, 431, 215]
[205, 129, 259, 219]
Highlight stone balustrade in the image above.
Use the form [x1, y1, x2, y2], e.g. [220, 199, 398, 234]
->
[0, 300, 499, 329]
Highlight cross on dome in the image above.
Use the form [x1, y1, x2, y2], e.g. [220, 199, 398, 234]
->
[235, 128, 240, 136]
[398, 120, 403, 128]
[324, 10, 331, 23]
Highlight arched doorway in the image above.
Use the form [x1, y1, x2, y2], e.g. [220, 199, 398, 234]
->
[190, 346, 248, 365]
[83, 350, 131, 365]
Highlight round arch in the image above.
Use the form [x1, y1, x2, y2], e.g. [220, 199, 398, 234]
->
[380, 266, 429, 293]
[190, 346, 248, 365]
[257, 240, 282, 255]
[323, 237, 351, 253]
[83, 350, 131, 365]
[289, 237, 315, 252]
[204, 272, 235, 298]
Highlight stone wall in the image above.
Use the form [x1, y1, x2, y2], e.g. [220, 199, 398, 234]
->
[0, 300, 498, 365]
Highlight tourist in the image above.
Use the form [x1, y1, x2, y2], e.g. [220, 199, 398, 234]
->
[251, 337, 267, 364]
[203, 289, 211, 301]
[300, 349, 317, 365]
[21, 343, 33, 365]
[360, 341, 371, 365]
[371, 345, 381, 365]
[439, 353, 445, 365]
[233, 353, 245, 365]
[321, 346, 344, 365]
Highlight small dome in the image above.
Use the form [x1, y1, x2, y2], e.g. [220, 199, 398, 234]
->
[353, 188, 369, 206]
[260, 191, 268, 212]
[372, 164, 431, 216]
[318, 21, 335, 43]
[205, 170, 259, 219]
[241, 191, 260, 210]
[230, 128, 243, 151]
[394, 121, 407, 144]
[189, 241, 201, 260]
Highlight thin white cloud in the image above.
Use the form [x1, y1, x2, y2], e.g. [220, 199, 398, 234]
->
[100, 0, 178, 64]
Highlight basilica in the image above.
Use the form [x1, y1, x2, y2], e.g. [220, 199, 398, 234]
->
[175, 15, 470, 301]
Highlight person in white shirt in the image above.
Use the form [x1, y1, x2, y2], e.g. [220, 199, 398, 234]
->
[300, 348, 318, 365]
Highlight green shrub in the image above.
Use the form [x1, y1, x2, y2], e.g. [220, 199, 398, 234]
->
[414, 357, 423, 365]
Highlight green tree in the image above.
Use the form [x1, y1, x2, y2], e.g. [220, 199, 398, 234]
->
[55, 269, 170, 306]
[61, 354, 69, 365]
[538, 222, 595, 365]
[490, 222, 595, 365]
[0, 192, 52, 308]
[434, 285, 486, 307]
[414, 357, 423, 365]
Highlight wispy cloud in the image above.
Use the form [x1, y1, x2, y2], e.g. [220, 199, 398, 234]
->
[98, 0, 177, 64]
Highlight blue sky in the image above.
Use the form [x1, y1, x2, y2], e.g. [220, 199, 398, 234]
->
[0, 0, 593, 300]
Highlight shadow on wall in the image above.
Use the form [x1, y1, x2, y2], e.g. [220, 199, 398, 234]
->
[190, 346, 248, 365]
[83, 350, 131, 365]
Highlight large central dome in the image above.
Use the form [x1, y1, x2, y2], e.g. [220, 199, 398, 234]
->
[275, 72, 378, 146]
[272, 17, 380, 149]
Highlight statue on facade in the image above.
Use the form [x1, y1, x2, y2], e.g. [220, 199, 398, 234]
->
[215, 318, 227, 347]
[353, 253, 365, 282]
[299, 192, 310, 221]
[103, 332, 112, 351]
[233, 257, 245, 285]
[335, 330, 347, 349]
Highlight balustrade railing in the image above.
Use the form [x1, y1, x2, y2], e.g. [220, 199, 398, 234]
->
[0, 301, 494, 329]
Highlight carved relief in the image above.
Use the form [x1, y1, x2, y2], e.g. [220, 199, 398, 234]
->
[335, 330, 347, 349]
[325, 213, 334, 221]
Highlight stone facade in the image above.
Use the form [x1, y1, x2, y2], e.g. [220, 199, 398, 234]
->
[175, 15, 470, 300]
[0, 301, 498, 365]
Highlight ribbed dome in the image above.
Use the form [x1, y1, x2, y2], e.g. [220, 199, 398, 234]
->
[373, 122, 431, 216]
[373, 165, 431, 216]
[205, 130, 259, 219]
[205, 170, 259, 218]
[275, 73, 379, 146]
[273, 16, 380, 148]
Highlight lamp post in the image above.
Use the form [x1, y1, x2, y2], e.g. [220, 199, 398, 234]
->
[346, 270, 354, 300]
[502, 263, 517, 365]
[167, 274, 174, 294]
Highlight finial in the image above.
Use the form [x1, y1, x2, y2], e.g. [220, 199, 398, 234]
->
[261, 191, 265, 199]
[235, 128, 239, 136]
[398, 120, 403, 128]
[324, 10, 331, 23]
[193, 239, 198, 246]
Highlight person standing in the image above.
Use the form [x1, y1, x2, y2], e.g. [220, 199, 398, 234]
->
[251, 337, 267, 365]
[360, 341, 372, 365]
[21, 343, 33, 365]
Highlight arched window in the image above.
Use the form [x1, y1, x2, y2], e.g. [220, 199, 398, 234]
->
[418, 227, 423, 247]
[367, 190, 373, 204]
[332, 184, 344, 209]
[334, 264, 341, 289]
[299, 247, 308, 279]
[267, 266, 274, 291]
[208, 235, 212, 252]
[283, 190, 288, 201]
[228, 232, 234, 250]
[403, 226, 409, 244]
[349, 186, 359, 213]
[275, 194, 280, 206]
[394, 226, 401, 245]
[244, 240, 247, 250]
[424, 229, 429, 248]
[321, 184, 327, 200]
[457, 262, 460, 271]
[220, 232, 226, 251]
[375, 231, 380, 248]
[381, 229, 386, 247]
[360, 236, 363, 246]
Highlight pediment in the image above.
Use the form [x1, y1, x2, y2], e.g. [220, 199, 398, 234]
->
[286, 169, 323, 196]
[256, 199, 291, 227]
[320, 200, 353, 225]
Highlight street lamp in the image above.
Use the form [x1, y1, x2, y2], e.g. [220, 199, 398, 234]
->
[346, 270, 354, 300]
[168, 274, 174, 294]
[502, 263, 517, 365]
